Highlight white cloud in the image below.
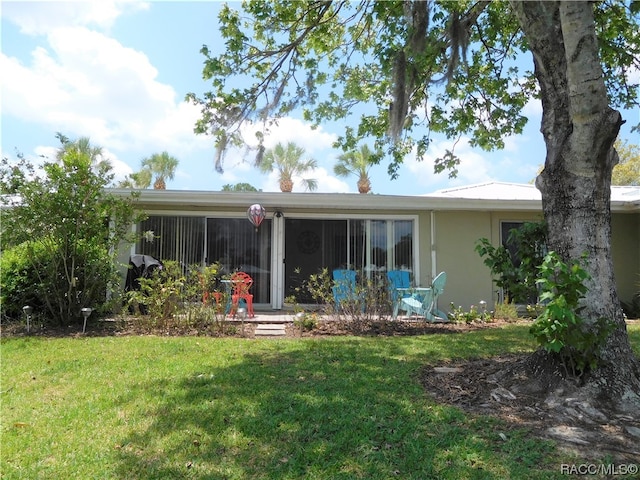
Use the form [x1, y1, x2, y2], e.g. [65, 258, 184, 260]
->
[523, 97, 543, 120]
[404, 138, 493, 188]
[2, 1, 149, 35]
[102, 148, 134, 182]
[1, 22, 209, 163]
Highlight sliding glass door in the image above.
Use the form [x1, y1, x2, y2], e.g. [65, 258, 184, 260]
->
[206, 218, 272, 304]
[136, 215, 413, 307]
[284, 218, 414, 303]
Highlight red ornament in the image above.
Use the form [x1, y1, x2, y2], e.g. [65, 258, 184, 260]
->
[247, 204, 266, 230]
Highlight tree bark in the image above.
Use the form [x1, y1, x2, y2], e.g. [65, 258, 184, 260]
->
[510, 0, 640, 412]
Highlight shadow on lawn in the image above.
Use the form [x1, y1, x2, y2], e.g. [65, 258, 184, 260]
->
[113, 336, 552, 480]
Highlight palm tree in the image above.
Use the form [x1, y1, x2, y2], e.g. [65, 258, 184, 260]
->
[140, 151, 179, 190]
[259, 142, 318, 192]
[55, 134, 109, 170]
[333, 144, 378, 194]
[117, 169, 152, 189]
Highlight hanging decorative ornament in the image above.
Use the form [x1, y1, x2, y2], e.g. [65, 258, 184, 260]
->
[247, 204, 266, 231]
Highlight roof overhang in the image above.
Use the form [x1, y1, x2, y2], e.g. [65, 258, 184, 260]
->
[110, 188, 544, 213]
[108, 185, 638, 214]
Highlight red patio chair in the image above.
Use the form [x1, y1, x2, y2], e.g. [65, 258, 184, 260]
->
[230, 271, 255, 318]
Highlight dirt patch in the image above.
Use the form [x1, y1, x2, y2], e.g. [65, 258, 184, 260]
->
[421, 350, 640, 463]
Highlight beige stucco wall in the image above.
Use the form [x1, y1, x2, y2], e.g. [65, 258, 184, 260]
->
[430, 211, 546, 314]
[427, 210, 638, 314]
[611, 212, 640, 305]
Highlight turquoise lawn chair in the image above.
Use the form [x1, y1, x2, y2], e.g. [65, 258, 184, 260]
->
[387, 270, 412, 319]
[399, 271, 448, 321]
[332, 269, 363, 311]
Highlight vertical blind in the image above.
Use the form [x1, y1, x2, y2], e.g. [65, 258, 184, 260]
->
[137, 216, 413, 303]
[136, 216, 205, 266]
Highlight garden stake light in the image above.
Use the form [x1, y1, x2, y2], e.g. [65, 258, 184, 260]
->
[81, 308, 93, 334]
[22, 305, 33, 334]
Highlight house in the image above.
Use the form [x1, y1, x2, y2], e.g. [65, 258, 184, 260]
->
[115, 182, 640, 313]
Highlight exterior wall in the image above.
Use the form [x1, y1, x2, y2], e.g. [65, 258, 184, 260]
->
[432, 210, 637, 313]
[611, 212, 640, 305]
[431, 211, 493, 312]
[416, 210, 432, 288]
[433, 210, 544, 314]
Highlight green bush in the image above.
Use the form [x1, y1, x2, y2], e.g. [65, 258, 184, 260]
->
[125, 261, 185, 321]
[1, 136, 140, 325]
[448, 303, 492, 323]
[1, 242, 49, 322]
[475, 221, 547, 304]
[1, 239, 115, 325]
[529, 252, 614, 376]
[123, 262, 237, 334]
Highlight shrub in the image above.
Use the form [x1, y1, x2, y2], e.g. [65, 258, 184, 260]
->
[448, 303, 492, 323]
[1, 239, 114, 325]
[123, 262, 237, 334]
[494, 299, 520, 321]
[296, 268, 391, 330]
[0, 137, 140, 325]
[475, 221, 547, 304]
[293, 312, 318, 331]
[529, 252, 614, 376]
[0, 242, 49, 322]
[125, 261, 185, 322]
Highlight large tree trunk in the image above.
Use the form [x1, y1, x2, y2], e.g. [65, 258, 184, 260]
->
[510, 0, 640, 412]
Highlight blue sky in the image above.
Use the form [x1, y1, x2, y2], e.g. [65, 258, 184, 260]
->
[1, 1, 638, 195]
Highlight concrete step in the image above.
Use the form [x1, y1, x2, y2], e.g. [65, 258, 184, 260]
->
[254, 323, 286, 336]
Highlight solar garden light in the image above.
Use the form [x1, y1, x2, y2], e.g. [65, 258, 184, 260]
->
[479, 300, 487, 315]
[23, 305, 33, 334]
[81, 307, 93, 334]
[295, 311, 305, 334]
[236, 307, 247, 336]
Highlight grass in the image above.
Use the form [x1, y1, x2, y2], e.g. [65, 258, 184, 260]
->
[1, 323, 639, 480]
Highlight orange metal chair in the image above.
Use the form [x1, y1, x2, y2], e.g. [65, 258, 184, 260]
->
[230, 272, 255, 318]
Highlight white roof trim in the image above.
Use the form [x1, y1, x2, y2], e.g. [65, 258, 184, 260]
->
[109, 181, 638, 213]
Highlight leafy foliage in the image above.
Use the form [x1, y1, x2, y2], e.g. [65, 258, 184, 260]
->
[221, 182, 260, 192]
[295, 267, 393, 332]
[612, 138, 640, 185]
[0, 137, 140, 325]
[125, 260, 186, 321]
[448, 302, 492, 324]
[187, 1, 638, 176]
[124, 261, 237, 335]
[475, 221, 547, 304]
[0, 241, 55, 322]
[529, 252, 615, 376]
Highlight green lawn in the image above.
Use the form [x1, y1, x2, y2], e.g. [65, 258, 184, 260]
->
[2, 323, 639, 480]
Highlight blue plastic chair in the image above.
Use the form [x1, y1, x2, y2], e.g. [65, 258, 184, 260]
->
[332, 269, 361, 310]
[387, 270, 412, 319]
[400, 272, 448, 321]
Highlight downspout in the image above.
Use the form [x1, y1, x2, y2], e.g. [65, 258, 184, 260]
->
[430, 210, 437, 282]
